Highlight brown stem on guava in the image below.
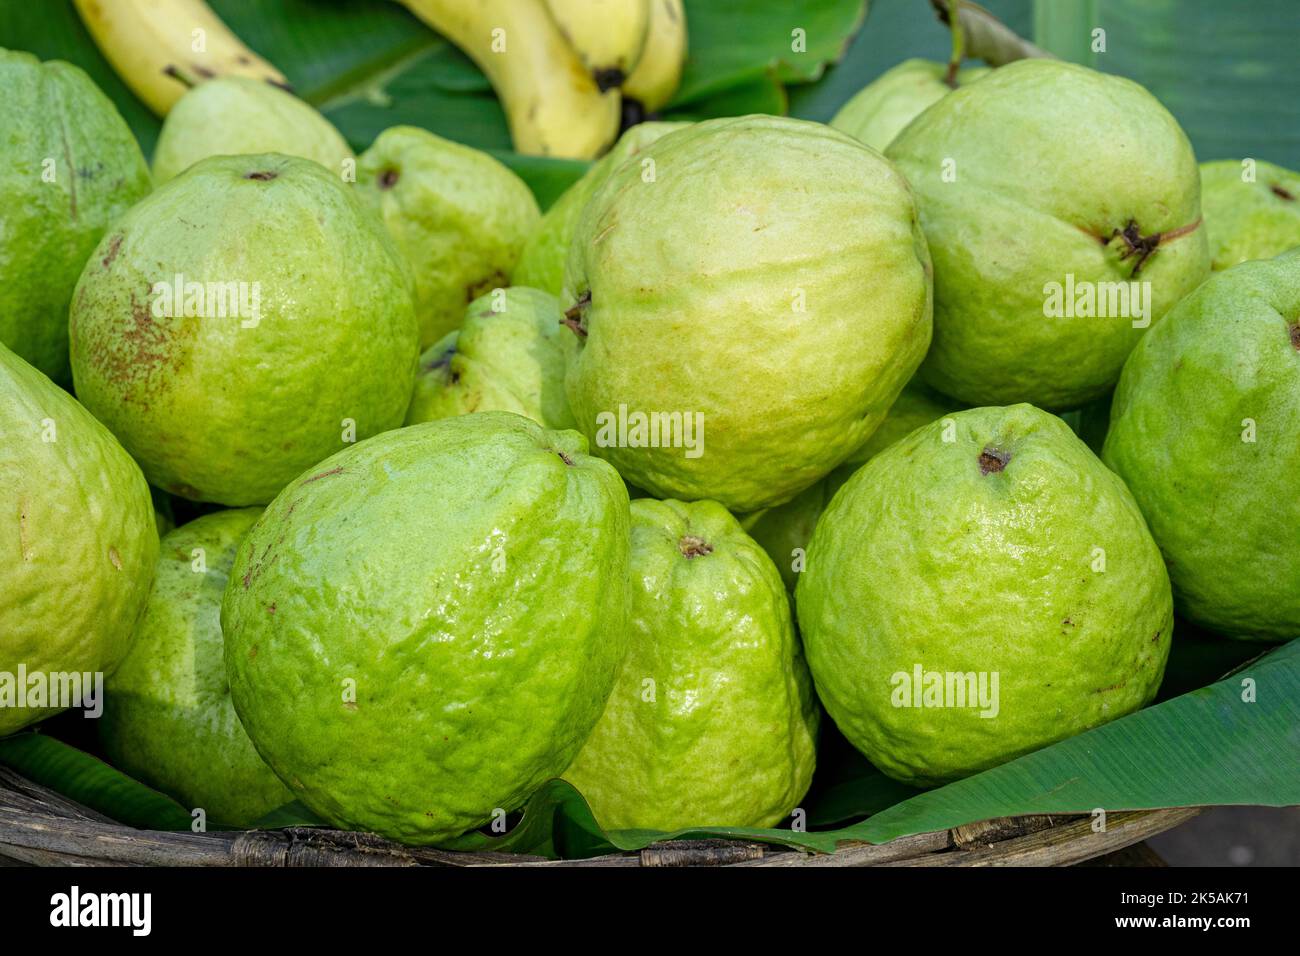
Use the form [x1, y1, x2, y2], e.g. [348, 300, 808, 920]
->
[562, 290, 591, 338]
[678, 535, 713, 558]
[378, 168, 400, 189]
[979, 446, 1010, 474]
[930, 0, 1053, 67]
[1272, 183, 1296, 201]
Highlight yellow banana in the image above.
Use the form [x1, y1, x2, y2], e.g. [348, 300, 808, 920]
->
[401, 0, 620, 159]
[544, 0, 650, 90]
[623, 0, 686, 112]
[73, 0, 288, 117]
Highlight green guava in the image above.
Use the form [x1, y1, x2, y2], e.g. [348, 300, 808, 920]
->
[797, 404, 1173, 786]
[887, 59, 1209, 410]
[405, 286, 576, 430]
[830, 58, 990, 152]
[151, 76, 354, 185]
[357, 126, 541, 347]
[514, 121, 690, 296]
[1, 344, 158, 735]
[1103, 250, 1300, 641]
[564, 498, 817, 831]
[1200, 159, 1300, 271]
[69, 153, 418, 507]
[221, 412, 630, 844]
[0, 49, 151, 383]
[747, 378, 965, 592]
[563, 115, 933, 513]
[100, 508, 293, 825]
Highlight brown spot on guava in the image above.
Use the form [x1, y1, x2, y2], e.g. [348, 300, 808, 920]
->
[108, 546, 122, 570]
[343, 701, 358, 712]
[978, 446, 1010, 475]
[378, 168, 399, 189]
[244, 170, 277, 181]
[1271, 183, 1296, 201]
[557, 451, 574, 466]
[679, 535, 713, 558]
[1290, 324, 1300, 351]
[562, 291, 591, 338]
[302, 466, 344, 484]
[102, 234, 123, 269]
[266, 602, 276, 614]
[466, 271, 508, 303]
[248, 645, 258, 660]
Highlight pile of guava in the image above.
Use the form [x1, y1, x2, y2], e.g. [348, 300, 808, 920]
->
[2, 45, 1296, 849]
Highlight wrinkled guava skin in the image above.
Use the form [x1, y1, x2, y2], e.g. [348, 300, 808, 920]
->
[1200, 159, 1300, 271]
[357, 126, 541, 347]
[100, 508, 294, 826]
[830, 58, 991, 152]
[222, 413, 631, 844]
[405, 286, 576, 429]
[564, 498, 817, 831]
[70, 153, 419, 507]
[748, 377, 965, 592]
[514, 121, 691, 296]
[798, 405, 1173, 786]
[152, 76, 354, 185]
[887, 59, 1209, 410]
[564, 115, 933, 513]
[0, 345, 158, 735]
[1104, 251, 1300, 641]
[0, 49, 151, 383]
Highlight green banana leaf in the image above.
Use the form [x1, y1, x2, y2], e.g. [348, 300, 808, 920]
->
[3, 636, 1293, 858]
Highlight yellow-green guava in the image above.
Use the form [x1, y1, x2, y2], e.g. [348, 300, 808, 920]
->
[0, 49, 151, 383]
[797, 404, 1173, 786]
[405, 286, 576, 430]
[221, 412, 630, 844]
[151, 76, 354, 185]
[564, 498, 818, 831]
[1200, 159, 1300, 271]
[830, 58, 990, 152]
[747, 378, 965, 592]
[69, 153, 418, 507]
[887, 59, 1209, 410]
[1103, 250, 1300, 641]
[357, 126, 541, 347]
[1, 344, 158, 735]
[99, 508, 293, 825]
[563, 115, 933, 513]
[514, 121, 690, 296]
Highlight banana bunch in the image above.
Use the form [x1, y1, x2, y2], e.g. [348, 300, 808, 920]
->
[401, 0, 687, 159]
[73, 0, 288, 116]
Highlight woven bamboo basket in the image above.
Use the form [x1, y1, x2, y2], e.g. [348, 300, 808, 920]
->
[0, 766, 1197, 867]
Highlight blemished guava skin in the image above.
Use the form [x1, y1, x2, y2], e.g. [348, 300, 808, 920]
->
[100, 508, 294, 826]
[748, 378, 966, 592]
[564, 498, 818, 831]
[797, 404, 1173, 787]
[357, 126, 541, 347]
[405, 286, 576, 429]
[221, 413, 631, 844]
[1200, 159, 1300, 271]
[563, 115, 933, 513]
[887, 58, 1210, 411]
[514, 121, 690, 296]
[830, 58, 991, 152]
[151, 76, 354, 185]
[1103, 250, 1300, 641]
[0, 345, 158, 735]
[0, 49, 151, 384]
[69, 153, 419, 507]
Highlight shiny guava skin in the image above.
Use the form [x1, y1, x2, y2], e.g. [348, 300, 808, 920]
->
[69, 153, 419, 507]
[564, 115, 933, 513]
[563, 498, 818, 831]
[887, 59, 1209, 411]
[151, 76, 354, 185]
[1103, 250, 1300, 641]
[747, 378, 965, 592]
[1200, 159, 1300, 271]
[0, 345, 158, 735]
[514, 122, 690, 296]
[830, 58, 990, 152]
[405, 286, 576, 430]
[797, 404, 1173, 787]
[99, 508, 293, 826]
[357, 126, 541, 347]
[221, 412, 631, 844]
[0, 49, 151, 384]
